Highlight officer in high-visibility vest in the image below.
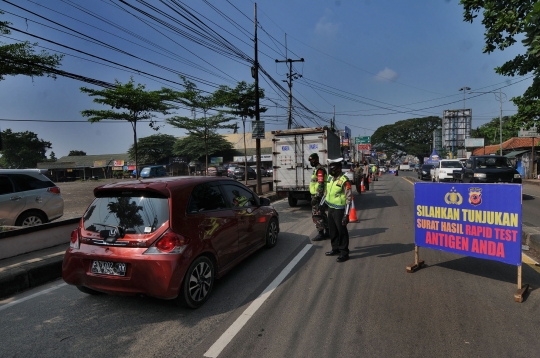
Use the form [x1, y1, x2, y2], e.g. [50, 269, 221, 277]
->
[308, 153, 329, 241]
[324, 157, 353, 262]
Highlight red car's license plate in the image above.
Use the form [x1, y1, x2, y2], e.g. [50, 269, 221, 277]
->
[91, 260, 127, 276]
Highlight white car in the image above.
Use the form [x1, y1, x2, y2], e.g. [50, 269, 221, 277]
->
[432, 160, 464, 182]
[0, 169, 64, 226]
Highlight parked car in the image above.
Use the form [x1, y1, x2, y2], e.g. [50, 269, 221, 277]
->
[418, 164, 435, 181]
[140, 165, 167, 178]
[207, 166, 226, 177]
[344, 166, 355, 183]
[62, 176, 279, 308]
[432, 159, 463, 182]
[266, 167, 273, 177]
[0, 169, 64, 226]
[250, 165, 267, 177]
[459, 155, 522, 183]
[227, 165, 238, 178]
[232, 166, 256, 180]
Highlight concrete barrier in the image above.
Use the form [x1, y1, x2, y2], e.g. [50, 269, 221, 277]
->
[0, 218, 79, 260]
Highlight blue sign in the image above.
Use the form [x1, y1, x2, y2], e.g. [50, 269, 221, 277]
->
[414, 183, 522, 266]
[344, 126, 351, 139]
[309, 144, 318, 150]
[282, 146, 290, 151]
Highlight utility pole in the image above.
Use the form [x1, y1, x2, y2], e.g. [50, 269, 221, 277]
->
[253, 3, 262, 194]
[275, 57, 304, 129]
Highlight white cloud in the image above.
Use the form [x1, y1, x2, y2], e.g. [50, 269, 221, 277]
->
[375, 67, 398, 81]
[315, 9, 339, 36]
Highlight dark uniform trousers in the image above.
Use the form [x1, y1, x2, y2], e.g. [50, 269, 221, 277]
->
[328, 207, 349, 255]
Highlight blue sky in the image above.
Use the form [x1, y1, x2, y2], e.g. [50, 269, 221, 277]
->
[0, 0, 531, 158]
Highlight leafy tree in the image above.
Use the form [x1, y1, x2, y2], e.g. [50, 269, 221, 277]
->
[471, 115, 523, 146]
[48, 151, 57, 161]
[0, 128, 51, 168]
[460, 1, 540, 128]
[372, 116, 441, 160]
[0, 11, 63, 81]
[172, 133, 234, 160]
[68, 150, 86, 156]
[167, 78, 236, 172]
[127, 133, 177, 164]
[80, 78, 178, 177]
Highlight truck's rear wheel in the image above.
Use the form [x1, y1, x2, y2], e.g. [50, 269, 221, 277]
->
[288, 195, 298, 207]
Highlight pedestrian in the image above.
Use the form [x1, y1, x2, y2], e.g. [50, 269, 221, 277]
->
[363, 161, 370, 190]
[370, 163, 378, 181]
[353, 161, 363, 193]
[324, 158, 353, 262]
[308, 153, 329, 241]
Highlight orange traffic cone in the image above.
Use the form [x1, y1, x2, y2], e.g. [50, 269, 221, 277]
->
[368, 176, 371, 183]
[349, 199, 358, 222]
[378, 170, 382, 177]
[361, 179, 365, 192]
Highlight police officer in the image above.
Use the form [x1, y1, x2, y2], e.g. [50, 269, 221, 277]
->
[362, 161, 370, 191]
[353, 161, 363, 193]
[308, 153, 329, 241]
[325, 158, 353, 262]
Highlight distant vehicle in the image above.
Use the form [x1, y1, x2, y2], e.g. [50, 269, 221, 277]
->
[414, 163, 421, 172]
[207, 166, 226, 177]
[418, 164, 435, 181]
[232, 166, 256, 180]
[266, 167, 273, 177]
[140, 165, 167, 178]
[0, 169, 64, 226]
[272, 127, 341, 207]
[399, 164, 411, 171]
[459, 155, 521, 183]
[344, 167, 355, 183]
[227, 165, 238, 178]
[250, 165, 267, 177]
[62, 176, 279, 309]
[432, 159, 463, 182]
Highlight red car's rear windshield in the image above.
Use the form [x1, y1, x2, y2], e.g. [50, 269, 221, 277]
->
[83, 191, 169, 235]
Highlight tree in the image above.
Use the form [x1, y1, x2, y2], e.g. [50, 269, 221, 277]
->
[460, 1, 540, 128]
[172, 133, 234, 160]
[127, 133, 177, 164]
[166, 78, 236, 173]
[0, 128, 51, 168]
[68, 150, 86, 156]
[214, 81, 267, 181]
[0, 11, 63, 81]
[80, 78, 178, 177]
[48, 151, 57, 161]
[471, 115, 522, 146]
[371, 116, 441, 160]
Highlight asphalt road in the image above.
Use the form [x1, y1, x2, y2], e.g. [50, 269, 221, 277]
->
[2, 174, 540, 357]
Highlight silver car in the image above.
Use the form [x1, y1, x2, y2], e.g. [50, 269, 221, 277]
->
[0, 169, 64, 226]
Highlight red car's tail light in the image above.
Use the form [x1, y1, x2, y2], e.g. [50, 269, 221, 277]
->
[48, 186, 61, 195]
[70, 228, 80, 249]
[144, 230, 188, 255]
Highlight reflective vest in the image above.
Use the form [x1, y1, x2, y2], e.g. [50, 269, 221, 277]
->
[326, 174, 348, 209]
[309, 166, 327, 195]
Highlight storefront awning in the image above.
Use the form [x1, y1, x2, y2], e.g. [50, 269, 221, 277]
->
[504, 150, 529, 158]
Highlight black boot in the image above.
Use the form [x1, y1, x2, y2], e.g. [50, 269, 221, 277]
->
[312, 231, 325, 241]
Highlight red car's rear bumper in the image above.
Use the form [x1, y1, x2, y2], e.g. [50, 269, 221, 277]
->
[62, 245, 189, 299]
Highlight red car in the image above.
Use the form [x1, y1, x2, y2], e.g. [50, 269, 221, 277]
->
[62, 176, 279, 308]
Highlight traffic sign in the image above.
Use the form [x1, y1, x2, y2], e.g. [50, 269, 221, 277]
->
[355, 136, 371, 144]
[518, 127, 538, 138]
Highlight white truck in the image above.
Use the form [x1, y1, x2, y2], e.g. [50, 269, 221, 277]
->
[272, 127, 341, 207]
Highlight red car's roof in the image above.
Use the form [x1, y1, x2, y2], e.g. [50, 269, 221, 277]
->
[93, 176, 237, 196]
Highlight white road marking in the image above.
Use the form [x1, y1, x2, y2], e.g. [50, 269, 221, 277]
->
[204, 244, 313, 358]
[0, 283, 67, 312]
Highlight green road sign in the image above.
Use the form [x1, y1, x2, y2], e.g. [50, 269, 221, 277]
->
[355, 136, 370, 144]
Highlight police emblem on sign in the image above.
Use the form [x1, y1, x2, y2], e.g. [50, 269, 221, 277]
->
[468, 187, 482, 206]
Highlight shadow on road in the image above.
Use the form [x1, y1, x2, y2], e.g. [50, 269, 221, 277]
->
[433, 256, 540, 289]
[349, 242, 415, 260]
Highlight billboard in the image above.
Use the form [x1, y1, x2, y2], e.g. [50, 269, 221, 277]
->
[442, 109, 472, 150]
[415, 183, 522, 266]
